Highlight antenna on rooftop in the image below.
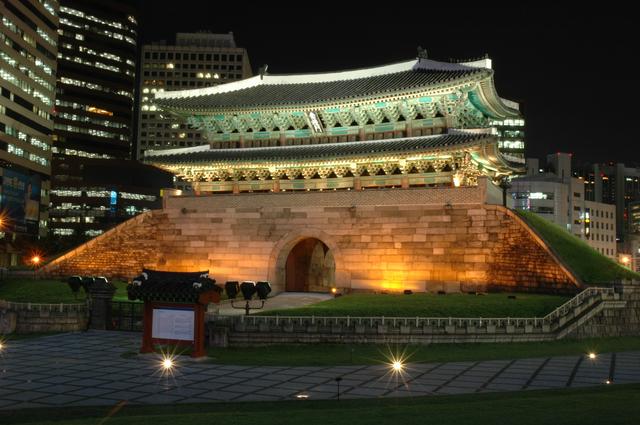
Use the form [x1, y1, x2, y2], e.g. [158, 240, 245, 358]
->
[259, 64, 269, 80]
[417, 46, 428, 60]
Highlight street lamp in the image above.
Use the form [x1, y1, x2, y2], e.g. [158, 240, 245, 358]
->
[498, 177, 511, 208]
[620, 255, 631, 268]
[225, 281, 271, 315]
[29, 253, 42, 279]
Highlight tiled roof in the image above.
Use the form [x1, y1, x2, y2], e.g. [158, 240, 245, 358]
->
[127, 269, 222, 303]
[155, 60, 489, 110]
[148, 133, 491, 164]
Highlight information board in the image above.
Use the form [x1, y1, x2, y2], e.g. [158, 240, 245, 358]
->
[151, 307, 194, 341]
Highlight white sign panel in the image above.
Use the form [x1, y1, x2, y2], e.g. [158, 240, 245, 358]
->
[152, 307, 195, 341]
[306, 111, 324, 134]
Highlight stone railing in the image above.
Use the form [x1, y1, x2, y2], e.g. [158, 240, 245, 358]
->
[0, 299, 89, 334]
[208, 286, 624, 346]
[0, 299, 88, 312]
[542, 287, 616, 324]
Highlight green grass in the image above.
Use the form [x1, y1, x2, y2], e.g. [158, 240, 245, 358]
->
[1, 385, 638, 425]
[206, 336, 640, 366]
[0, 278, 130, 303]
[517, 210, 640, 283]
[258, 292, 569, 318]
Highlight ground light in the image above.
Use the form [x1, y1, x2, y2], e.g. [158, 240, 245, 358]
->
[156, 350, 179, 381]
[378, 346, 413, 393]
[588, 352, 597, 360]
[162, 357, 174, 371]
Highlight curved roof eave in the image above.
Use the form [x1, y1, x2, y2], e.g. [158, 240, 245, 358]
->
[471, 75, 521, 120]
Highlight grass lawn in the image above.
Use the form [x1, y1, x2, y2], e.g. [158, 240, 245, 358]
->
[205, 336, 640, 366]
[517, 210, 640, 283]
[1, 384, 638, 425]
[258, 292, 570, 318]
[0, 278, 131, 303]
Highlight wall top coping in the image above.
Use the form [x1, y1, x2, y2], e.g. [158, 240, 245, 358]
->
[166, 185, 486, 210]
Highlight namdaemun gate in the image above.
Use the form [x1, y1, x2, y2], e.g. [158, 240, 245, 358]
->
[45, 53, 580, 294]
[148, 54, 525, 193]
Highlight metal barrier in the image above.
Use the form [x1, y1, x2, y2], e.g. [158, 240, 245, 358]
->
[212, 286, 619, 335]
[111, 300, 144, 331]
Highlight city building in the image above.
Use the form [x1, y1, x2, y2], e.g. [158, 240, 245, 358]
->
[490, 116, 525, 164]
[1, 0, 59, 265]
[48, 0, 171, 240]
[575, 161, 640, 242]
[510, 153, 617, 258]
[48, 155, 172, 242]
[137, 32, 252, 162]
[147, 55, 523, 195]
[53, 0, 137, 159]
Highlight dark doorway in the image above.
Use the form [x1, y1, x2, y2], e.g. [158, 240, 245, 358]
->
[285, 238, 335, 292]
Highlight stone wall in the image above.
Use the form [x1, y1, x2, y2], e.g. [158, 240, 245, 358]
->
[567, 283, 640, 338]
[0, 301, 88, 334]
[43, 211, 170, 280]
[42, 184, 578, 293]
[208, 284, 639, 347]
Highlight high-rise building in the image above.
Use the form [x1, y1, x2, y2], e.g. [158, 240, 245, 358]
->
[575, 161, 640, 242]
[137, 32, 252, 161]
[53, 0, 137, 159]
[48, 0, 172, 241]
[509, 153, 617, 258]
[1, 0, 59, 265]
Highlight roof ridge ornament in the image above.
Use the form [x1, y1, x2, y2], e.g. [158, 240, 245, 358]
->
[417, 46, 428, 60]
[259, 64, 269, 80]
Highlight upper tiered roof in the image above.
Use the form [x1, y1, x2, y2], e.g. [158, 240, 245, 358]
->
[155, 58, 500, 112]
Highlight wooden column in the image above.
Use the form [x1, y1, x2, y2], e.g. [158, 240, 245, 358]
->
[192, 304, 206, 358]
[140, 302, 154, 353]
[354, 176, 362, 191]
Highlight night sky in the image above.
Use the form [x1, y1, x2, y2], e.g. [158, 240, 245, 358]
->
[139, 4, 637, 165]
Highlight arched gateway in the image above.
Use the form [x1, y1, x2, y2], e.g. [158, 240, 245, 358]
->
[284, 238, 335, 292]
[267, 229, 349, 293]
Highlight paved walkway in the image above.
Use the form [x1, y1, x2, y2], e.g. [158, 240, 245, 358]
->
[1, 331, 639, 410]
[215, 292, 332, 316]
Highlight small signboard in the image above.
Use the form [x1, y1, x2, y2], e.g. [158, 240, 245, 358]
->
[151, 307, 195, 341]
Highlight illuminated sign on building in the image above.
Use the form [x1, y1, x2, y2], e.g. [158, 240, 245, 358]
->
[306, 111, 324, 134]
[0, 168, 41, 234]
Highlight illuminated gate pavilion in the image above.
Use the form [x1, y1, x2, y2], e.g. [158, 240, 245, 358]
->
[146, 54, 525, 192]
[42, 53, 580, 294]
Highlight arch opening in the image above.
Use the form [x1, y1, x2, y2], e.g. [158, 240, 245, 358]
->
[284, 238, 335, 292]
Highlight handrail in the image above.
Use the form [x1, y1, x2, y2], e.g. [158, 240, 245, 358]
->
[213, 287, 616, 327]
[542, 287, 614, 321]
[0, 299, 88, 312]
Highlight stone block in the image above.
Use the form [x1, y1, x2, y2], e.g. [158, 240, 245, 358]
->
[0, 310, 17, 333]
